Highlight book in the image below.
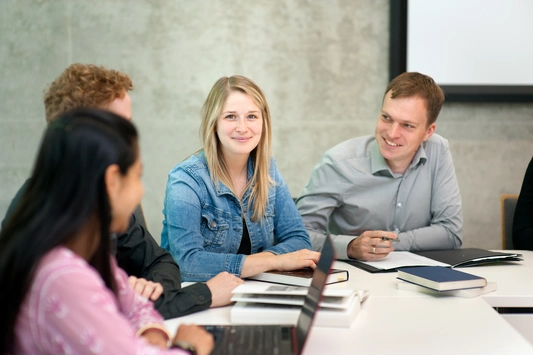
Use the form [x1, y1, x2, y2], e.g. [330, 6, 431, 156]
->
[413, 248, 523, 268]
[247, 267, 349, 287]
[230, 282, 360, 309]
[345, 248, 523, 273]
[230, 294, 362, 328]
[397, 266, 487, 291]
[396, 280, 498, 298]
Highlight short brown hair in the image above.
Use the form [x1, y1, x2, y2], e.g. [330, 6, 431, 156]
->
[384, 72, 444, 126]
[43, 63, 133, 123]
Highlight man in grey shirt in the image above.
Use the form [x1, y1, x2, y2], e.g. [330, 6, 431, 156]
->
[297, 72, 463, 261]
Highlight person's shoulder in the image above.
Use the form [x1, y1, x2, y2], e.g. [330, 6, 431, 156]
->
[168, 151, 208, 177]
[325, 135, 374, 162]
[424, 133, 450, 153]
[33, 247, 103, 293]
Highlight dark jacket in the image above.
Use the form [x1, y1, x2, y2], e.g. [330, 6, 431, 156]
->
[2, 179, 212, 319]
[513, 157, 533, 250]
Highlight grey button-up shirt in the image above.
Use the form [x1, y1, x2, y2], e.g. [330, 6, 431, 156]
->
[297, 134, 463, 259]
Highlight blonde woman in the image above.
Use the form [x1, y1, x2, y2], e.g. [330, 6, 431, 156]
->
[161, 76, 319, 282]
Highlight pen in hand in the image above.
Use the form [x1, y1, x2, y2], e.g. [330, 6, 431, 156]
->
[381, 236, 400, 242]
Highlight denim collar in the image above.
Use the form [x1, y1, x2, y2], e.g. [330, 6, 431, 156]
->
[197, 150, 255, 200]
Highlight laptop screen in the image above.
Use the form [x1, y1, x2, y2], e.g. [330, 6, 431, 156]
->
[294, 235, 335, 354]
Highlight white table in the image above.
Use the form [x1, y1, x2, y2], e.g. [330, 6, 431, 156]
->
[328, 250, 533, 308]
[165, 251, 533, 354]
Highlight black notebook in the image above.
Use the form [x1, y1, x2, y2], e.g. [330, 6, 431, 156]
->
[414, 248, 523, 268]
[345, 248, 522, 273]
[247, 268, 349, 287]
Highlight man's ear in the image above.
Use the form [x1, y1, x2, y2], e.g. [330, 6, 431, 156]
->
[424, 123, 436, 141]
[104, 164, 121, 204]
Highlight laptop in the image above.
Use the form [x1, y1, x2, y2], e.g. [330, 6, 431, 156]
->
[203, 235, 336, 355]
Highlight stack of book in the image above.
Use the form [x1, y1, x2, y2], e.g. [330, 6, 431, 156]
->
[396, 266, 497, 298]
[230, 282, 368, 328]
[247, 267, 349, 287]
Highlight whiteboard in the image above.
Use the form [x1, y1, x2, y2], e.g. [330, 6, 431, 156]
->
[407, 0, 533, 86]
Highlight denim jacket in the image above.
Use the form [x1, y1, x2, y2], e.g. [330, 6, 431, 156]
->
[161, 151, 312, 281]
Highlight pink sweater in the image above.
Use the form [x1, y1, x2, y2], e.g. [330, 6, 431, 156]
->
[13, 247, 186, 354]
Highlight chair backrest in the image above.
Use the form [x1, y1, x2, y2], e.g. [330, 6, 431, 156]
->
[500, 194, 519, 249]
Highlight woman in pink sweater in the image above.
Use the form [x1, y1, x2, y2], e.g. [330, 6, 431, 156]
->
[0, 109, 213, 355]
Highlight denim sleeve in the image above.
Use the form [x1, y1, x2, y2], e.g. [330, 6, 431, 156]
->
[263, 161, 312, 255]
[163, 170, 246, 282]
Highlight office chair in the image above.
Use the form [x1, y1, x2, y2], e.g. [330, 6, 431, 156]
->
[500, 194, 519, 250]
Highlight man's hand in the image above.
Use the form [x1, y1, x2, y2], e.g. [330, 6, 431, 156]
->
[128, 276, 164, 301]
[347, 230, 397, 260]
[206, 272, 244, 308]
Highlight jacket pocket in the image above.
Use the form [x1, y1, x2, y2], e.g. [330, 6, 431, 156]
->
[201, 208, 230, 250]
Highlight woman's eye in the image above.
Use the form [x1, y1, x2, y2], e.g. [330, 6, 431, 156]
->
[226, 114, 236, 120]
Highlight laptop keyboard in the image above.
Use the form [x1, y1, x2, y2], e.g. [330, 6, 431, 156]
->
[204, 325, 293, 355]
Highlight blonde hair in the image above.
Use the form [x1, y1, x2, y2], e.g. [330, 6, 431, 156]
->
[43, 63, 133, 124]
[200, 75, 273, 221]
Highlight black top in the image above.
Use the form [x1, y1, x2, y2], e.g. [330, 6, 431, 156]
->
[513, 156, 533, 250]
[2, 179, 212, 319]
[237, 218, 251, 255]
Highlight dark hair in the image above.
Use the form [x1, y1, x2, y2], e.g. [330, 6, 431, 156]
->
[384, 72, 445, 126]
[0, 108, 139, 352]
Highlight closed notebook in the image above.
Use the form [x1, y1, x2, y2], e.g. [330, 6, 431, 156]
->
[397, 280, 497, 298]
[247, 268, 349, 287]
[397, 266, 487, 291]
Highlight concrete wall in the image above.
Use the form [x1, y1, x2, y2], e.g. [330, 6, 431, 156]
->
[1, 0, 532, 249]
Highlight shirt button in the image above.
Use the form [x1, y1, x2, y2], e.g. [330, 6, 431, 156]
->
[397, 202, 402, 207]
[210, 221, 217, 228]
[199, 295, 205, 301]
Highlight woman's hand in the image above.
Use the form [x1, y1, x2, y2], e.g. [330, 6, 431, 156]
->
[272, 249, 321, 271]
[173, 324, 214, 355]
[241, 249, 321, 278]
[128, 276, 164, 301]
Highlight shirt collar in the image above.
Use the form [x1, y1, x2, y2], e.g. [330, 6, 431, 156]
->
[370, 139, 428, 177]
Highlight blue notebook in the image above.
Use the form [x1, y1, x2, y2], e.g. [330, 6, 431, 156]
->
[397, 266, 487, 291]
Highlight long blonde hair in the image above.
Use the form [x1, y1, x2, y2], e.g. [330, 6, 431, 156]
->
[200, 75, 273, 221]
